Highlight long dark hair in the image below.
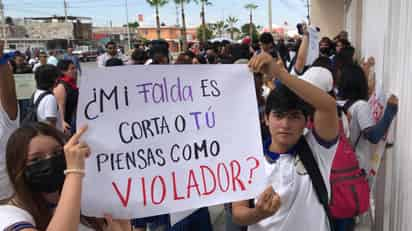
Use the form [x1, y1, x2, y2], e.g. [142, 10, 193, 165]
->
[6, 122, 105, 230]
[337, 64, 369, 101]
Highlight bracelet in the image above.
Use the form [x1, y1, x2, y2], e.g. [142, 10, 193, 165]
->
[64, 169, 85, 176]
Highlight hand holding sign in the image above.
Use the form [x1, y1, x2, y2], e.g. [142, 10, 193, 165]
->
[387, 94, 399, 107]
[104, 214, 132, 231]
[64, 125, 91, 171]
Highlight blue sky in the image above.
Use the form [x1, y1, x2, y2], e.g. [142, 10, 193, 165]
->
[4, 0, 308, 28]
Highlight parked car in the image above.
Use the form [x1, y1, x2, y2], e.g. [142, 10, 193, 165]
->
[73, 48, 98, 62]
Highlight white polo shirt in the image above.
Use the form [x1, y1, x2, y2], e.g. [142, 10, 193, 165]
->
[248, 131, 337, 231]
[33, 89, 63, 131]
[0, 205, 95, 231]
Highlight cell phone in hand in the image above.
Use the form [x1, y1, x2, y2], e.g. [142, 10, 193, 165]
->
[297, 23, 304, 35]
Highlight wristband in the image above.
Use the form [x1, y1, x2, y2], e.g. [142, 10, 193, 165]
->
[0, 52, 15, 65]
[64, 169, 85, 176]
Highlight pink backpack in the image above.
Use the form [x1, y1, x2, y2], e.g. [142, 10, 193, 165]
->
[329, 119, 370, 218]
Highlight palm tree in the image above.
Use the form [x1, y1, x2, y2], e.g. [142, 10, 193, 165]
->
[174, 0, 190, 51]
[194, 0, 213, 43]
[146, 0, 169, 39]
[226, 16, 239, 40]
[244, 3, 258, 38]
[212, 21, 228, 38]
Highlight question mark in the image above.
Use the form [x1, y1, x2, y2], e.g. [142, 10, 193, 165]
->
[247, 156, 260, 184]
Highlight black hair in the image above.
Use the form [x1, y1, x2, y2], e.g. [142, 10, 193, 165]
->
[312, 56, 334, 78]
[320, 37, 332, 46]
[195, 55, 207, 64]
[105, 41, 116, 48]
[57, 59, 74, 72]
[131, 48, 147, 64]
[148, 43, 169, 62]
[337, 64, 369, 101]
[333, 46, 355, 81]
[221, 40, 231, 46]
[337, 38, 351, 48]
[231, 43, 251, 61]
[184, 50, 196, 59]
[105, 58, 124, 67]
[14, 51, 23, 57]
[34, 65, 60, 90]
[259, 32, 274, 44]
[265, 84, 313, 118]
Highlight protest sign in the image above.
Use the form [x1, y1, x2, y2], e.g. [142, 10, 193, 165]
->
[14, 73, 36, 100]
[306, 26, 320, 66]
[78, 65, 266, 219]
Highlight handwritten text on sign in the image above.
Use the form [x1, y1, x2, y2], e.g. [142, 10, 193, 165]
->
[78, 65, 265, 219]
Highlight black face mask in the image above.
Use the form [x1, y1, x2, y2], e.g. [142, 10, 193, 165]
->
[320, 47, 331, 56]
[24, 153, 66, 193]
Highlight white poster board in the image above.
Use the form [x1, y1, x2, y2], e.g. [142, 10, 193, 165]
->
[77, 65, 266, 219]
[306, 27, 320, 66]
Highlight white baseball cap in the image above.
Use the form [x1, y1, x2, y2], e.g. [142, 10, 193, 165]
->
[299, 66, 333, 92]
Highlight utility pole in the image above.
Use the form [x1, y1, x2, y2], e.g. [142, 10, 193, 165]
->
[268, 0, 272, 34]
[175, 3, 180, 26]
[64, 0, 70, 46]
[64, 0, 68, 21]
[125, 0, 132, 50]
[0, 0, 7, 47]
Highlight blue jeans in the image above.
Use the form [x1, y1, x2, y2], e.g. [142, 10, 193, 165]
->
[333, 217, 355, 231]
[171, 208, 212, 231]
[132, 208, 212, 231]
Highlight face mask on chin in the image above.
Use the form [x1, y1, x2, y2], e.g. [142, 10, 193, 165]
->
[24, 154, 66, 193]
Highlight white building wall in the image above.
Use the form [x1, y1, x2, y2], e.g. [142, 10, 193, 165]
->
[310, 0, 345, 37]
[347, 0, 412, 230]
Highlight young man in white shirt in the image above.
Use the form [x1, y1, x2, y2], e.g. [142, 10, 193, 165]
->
[33, 65, 63, 131]
[97, 41, 124, 67]
[0, 40, 19, 202]
[32, 51, 48, 73]
[232, 53, 339, 231]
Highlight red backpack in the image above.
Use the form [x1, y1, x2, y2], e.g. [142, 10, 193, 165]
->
[329, 118, 370, 218]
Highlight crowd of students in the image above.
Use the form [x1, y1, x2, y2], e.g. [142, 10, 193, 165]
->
[0, 22, 399, 231]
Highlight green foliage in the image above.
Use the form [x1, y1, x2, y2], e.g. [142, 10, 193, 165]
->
[197, 25, 213, 41]
[146, 0, 169, 7]
[241, 23, 259, 42]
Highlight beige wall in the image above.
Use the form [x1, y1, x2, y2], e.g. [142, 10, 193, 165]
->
[310, 0, 345, 38]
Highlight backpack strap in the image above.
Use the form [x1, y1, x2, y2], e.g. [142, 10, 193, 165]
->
[296, 137, 335, 231]
[343, 100, 357, 114]
[33, 91, 52, 108]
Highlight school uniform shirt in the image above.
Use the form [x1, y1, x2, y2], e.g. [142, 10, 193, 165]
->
[33, 89, 63, 131]
[347, 100, 375, 172]
[0, 205, 95, 231]
[248, 131, 337, 231]
[0, 104, 19, 200]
